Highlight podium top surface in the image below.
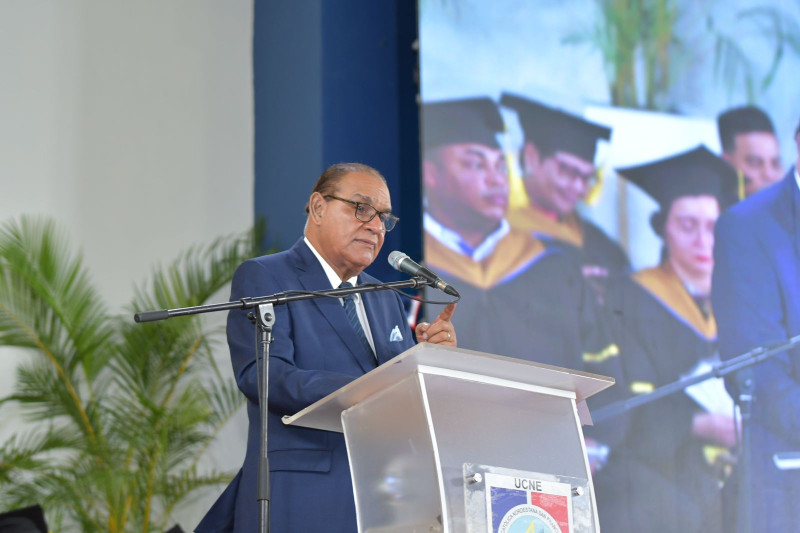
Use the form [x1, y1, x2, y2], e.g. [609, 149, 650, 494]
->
[283, 343, 614, 433]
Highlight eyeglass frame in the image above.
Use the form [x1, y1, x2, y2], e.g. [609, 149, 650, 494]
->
[552, 154, 598, 188]
[323, 194, 400, 232]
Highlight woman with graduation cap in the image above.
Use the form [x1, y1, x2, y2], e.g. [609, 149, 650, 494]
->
[594, 146, 740, 533]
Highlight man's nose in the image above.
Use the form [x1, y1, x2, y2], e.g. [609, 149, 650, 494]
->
[364, 214, 385, 233]
[486, 168, 504, 186]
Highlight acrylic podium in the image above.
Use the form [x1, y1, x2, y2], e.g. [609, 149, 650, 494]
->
[282, 343, 614, 533]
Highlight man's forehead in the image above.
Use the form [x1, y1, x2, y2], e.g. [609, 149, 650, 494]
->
[453, 142, 501, 154]
[336, 173, 391, 208]
[442, 143, 504, 161]
[352, 192, 391, 209]
[553, 150, 594, 170]
[735, 131, 780, 149]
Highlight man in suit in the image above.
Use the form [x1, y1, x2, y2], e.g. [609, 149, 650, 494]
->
[196, 163, 457, 532]
[712, 118, 800, 530]
[717, 105, 783, 197]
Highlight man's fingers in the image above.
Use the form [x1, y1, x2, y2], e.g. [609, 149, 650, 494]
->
[418, 326, 455, 344]
[416, 304, 456, 344]
[434, 303, 457, 323]
[415, 322, 429, 341]
[428, 329, 454, 344]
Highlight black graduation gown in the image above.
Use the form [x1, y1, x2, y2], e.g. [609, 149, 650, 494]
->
[508, 206, 630, 282]
[423, 228, 622, 382]
[594, 265, 729, 533]
[423, 226, 630, 482]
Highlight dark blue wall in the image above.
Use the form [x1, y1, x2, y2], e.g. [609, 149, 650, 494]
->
[253, 0, 421, 282]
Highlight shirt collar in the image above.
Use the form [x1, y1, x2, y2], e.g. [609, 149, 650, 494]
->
[795, 166, 800, 192]
[303, 236, 358, 289]
[423, 213, 509, 261]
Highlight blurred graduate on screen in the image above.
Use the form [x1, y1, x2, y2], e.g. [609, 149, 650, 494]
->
[420, 96, 617, 373]
[717, 105, 783, 197]
[500, 93, 629, 298]
[595, 146, 740, 533]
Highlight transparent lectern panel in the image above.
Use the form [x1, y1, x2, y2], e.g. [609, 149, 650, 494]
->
[342, 373, 444, 533]
[419, 373, 594, 532]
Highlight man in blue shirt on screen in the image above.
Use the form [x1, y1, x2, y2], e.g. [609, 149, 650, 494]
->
[717, 105, 783, 197]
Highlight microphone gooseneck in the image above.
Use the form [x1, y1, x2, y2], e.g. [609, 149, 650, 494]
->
[388, 251, 460, 297]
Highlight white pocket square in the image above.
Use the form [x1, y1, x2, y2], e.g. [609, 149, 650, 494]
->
[389, 325, 403, 342]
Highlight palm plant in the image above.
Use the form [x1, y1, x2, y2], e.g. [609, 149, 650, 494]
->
[563, 0, 679, 110]
[711, 5, 800, 103]
[0, 216, 265, 532]
[566, 0, 800, 110]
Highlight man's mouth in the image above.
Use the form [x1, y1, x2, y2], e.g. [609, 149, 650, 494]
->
[355, 238, 376, 249]
[483, 193, 508, 206]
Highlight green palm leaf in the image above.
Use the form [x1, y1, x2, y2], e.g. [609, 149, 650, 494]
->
[0, 215, 269, 531]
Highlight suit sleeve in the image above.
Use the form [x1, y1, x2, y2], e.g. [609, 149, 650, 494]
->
[712, 211, 800, 445]
[227, 259, 355, 416]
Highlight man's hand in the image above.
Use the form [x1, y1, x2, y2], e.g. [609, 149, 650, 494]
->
[691, 411, 740, 448]
[415, 303, 457, 346]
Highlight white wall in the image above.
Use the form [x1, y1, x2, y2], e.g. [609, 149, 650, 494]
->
[0, 1, 253, 529]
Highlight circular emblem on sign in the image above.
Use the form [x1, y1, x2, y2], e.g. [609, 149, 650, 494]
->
[497, 504, 561, 533]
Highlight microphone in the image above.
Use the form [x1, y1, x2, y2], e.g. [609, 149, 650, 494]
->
[388, 251, 460, 297]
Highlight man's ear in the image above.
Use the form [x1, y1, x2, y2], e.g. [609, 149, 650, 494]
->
[522, 142, 541, 174]
[308, 192, 326, 224]
[423, 160, 439, 190]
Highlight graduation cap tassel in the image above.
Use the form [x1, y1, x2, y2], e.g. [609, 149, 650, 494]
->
[584, 165, 604, 206]
[736, 169, 746, 201]
[507, 150, 530, 210]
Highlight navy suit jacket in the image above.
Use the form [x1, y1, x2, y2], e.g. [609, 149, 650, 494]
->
[712, 171, 800, 524]
[196, 239, 416, 532]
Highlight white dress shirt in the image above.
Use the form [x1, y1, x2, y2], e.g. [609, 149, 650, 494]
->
[304, 237, 376, 354]
[423, 213, 509, 261]
[795, 166, 800, 192]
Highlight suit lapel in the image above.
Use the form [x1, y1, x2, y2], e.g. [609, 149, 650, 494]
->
[772, 171, 800, 265]
[292, 240, 376, 373]
[791, 171, 800, 264]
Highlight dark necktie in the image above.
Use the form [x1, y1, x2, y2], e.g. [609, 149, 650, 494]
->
[338, 282, 375, 358]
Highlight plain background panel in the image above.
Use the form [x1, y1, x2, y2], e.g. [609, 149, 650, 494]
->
[253, 0, 422, 283]
[0, 1, 253, 529]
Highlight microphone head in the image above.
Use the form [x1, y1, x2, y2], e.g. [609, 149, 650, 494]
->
[388, 250, 408, 269]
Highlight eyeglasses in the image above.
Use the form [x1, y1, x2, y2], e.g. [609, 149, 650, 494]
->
[555, 157, 597, 187]
[324, 195, 399, 232]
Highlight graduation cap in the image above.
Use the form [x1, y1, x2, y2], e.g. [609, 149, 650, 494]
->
[422, 97, 504, 152]
[500, 92, 611, 162]
[617, 145, 740, 211]
[717, 105, 775, 153]
[0, 504, 48, 533]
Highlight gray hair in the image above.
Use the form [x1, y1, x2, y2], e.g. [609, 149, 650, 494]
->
[304, 163, 386, 214]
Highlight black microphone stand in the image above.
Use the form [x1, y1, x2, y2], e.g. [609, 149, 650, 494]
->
[735, 367, 754, 533]
[591, 334, 800, 533]
[135, 277, 427, 533]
